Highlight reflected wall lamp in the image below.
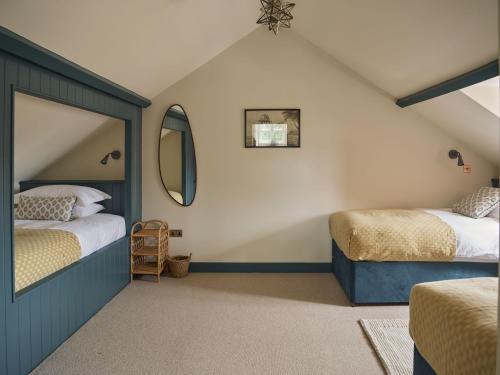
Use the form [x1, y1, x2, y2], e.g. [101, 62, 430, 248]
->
[100, 150, 121, 165]
[448, 149, 464, 166]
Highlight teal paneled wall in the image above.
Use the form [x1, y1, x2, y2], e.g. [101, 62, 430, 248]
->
[0, 27, 147, 374]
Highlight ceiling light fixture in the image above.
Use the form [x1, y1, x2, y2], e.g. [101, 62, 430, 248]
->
[256, 0, 295, 35]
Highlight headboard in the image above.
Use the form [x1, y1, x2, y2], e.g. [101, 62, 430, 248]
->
[18, 180, 125, 217]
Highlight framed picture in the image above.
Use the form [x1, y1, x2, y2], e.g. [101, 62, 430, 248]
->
[244, 109, 300, 148]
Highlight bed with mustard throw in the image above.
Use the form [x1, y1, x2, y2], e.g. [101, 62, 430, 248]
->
[15, 228, 82, 292]
[410, 277, 497, 375]
[329, 208, 498, 304]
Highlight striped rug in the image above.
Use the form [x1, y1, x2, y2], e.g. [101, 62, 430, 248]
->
[359, 319, 413, 375]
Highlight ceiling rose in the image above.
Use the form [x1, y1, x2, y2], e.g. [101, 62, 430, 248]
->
[256, 0, 295, 35]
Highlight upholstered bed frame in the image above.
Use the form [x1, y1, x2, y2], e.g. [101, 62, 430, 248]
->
[332, 240, 498, 304]
[0, 26, 150, 374]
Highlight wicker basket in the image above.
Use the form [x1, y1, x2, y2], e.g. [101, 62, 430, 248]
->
[168, 253, 192, 278]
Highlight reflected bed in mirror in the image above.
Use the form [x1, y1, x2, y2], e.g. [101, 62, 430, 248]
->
[159, 105, 197, 206]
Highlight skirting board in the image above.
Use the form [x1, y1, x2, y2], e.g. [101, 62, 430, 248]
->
[189, 262, 332, 273]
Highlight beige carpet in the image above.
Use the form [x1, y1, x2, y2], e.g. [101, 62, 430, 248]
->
[31, 274, 408, 375]
[359, 319, 413, 375]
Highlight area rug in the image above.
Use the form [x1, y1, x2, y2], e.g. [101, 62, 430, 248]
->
[359, 319, 412, 375]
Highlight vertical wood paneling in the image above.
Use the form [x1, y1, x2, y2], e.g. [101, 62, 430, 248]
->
[49, 76, 59, 97]
[5, 57, 19, 375]
[0, 53, 7, 375]
[40, 72, 50, 95]
[18, 297, 31, 374]
[40, 284, 51, 359]
[29, 68, 40, 92]
[29, 289, 42, 369]
[1, 46, 140, 374]
[18, 64, 29, 89]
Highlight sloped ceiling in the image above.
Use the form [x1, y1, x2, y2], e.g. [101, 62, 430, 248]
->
[14, 92, 113, 191]
[292, 0, 499, 165]
[293, 0, 498, 98]
[1, 0, 498, 165]
[0, 0, 259, 98]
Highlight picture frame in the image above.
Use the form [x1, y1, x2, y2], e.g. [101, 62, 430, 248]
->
[244, 108, 301, 148]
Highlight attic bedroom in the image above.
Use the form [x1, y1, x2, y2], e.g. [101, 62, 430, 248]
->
[0, 1, 498, 374]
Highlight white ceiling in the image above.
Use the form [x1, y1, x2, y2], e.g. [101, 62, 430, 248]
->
[1, 0, 498, 165]
[14, 92, 113, 190]
[0, 0, 260, 98]
[293, 0, 498, 98]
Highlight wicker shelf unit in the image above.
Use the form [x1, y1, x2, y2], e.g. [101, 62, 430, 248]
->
[131, 220, 169, 282]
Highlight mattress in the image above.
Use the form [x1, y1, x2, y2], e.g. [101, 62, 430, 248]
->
[329, 209, 456, 262]
[423, 209, 499, 263]
[409, 277, 497, 375]
[329, 208, 499, 263]
[15, 213, 126, 258]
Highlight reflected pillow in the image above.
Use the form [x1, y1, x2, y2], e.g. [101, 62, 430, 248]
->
[16, 185, 110, 207]
[487, 206, 499, 220]
[452, 187, 499, 219]
[72, 203, 105, 219]
[16, 195, 76, 222]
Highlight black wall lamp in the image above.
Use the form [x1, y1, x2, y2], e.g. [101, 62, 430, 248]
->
[448, 149, 464, 166]
[100, 150, 121, 165]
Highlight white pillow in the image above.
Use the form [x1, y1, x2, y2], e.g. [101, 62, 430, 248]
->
[16, 185, 111, 207]
[487, 206, 499, 219]
[72, 203, 105, 219]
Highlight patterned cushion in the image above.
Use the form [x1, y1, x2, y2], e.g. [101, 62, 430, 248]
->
[16, 195, 76, 222]
[452, 187, 499, 218]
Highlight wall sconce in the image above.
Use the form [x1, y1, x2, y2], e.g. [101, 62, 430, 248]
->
[448, 149, 464, 166]
[100, 150, 121, 165]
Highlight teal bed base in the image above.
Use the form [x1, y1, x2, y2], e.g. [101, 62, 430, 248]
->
[332, 240, 498, 304]
[413, 346, 437, 375]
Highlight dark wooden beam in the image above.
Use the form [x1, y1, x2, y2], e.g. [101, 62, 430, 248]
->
[396, 60, 499, 108]
[0, 26, 151, 108]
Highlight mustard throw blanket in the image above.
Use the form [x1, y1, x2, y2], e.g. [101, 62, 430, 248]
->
[329, 209, 456, 261]
[15, 229, 81, 292]
[410, 278, 497, 375]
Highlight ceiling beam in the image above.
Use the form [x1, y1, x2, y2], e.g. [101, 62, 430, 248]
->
[396, 60, 499, 108]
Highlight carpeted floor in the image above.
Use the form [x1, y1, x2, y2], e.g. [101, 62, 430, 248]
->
[31, 274, 408, 375]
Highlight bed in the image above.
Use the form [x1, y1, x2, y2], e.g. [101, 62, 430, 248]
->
[330, 208, 499, 304]
[410, 278, 497, 375]
[15, 212, 126, 292]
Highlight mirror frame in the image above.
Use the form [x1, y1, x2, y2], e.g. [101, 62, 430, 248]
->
[158, 104, 197, 207]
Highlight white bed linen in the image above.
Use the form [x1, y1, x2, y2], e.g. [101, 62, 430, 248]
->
[15, 213, 126, 258]
[423, 209, 499, 263]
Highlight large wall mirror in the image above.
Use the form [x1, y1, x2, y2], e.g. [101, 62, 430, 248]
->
[159, 105, 197, 206]
[13, 91, 125, 295]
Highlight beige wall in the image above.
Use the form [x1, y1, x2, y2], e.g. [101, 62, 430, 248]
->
[141, 28, 497, 262]
[37, 119, 125, 180]
[160, 130, 182, 193]
[14, 92, 113, 192]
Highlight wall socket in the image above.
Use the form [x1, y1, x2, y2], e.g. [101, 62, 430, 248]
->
[169, 229, 183, 237]
[463, 164, 472, 173]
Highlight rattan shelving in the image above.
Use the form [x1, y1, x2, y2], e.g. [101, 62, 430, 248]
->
[130, 220, 169, 282]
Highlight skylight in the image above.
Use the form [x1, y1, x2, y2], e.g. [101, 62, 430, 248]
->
[460, 76, 499, 117]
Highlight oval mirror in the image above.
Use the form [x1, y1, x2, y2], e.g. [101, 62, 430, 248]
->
[159, 105, 196, 206]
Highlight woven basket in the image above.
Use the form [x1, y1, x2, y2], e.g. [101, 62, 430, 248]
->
[168, 253, 192, 278]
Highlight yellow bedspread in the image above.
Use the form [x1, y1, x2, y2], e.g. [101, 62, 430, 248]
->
[410, 278, 497, 375]
[329, 209, 456, 261]
[15, 229, 81, 292]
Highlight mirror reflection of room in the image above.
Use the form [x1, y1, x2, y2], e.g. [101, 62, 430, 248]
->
[159, 105, 196, 206]
[14, 92, 126, 294]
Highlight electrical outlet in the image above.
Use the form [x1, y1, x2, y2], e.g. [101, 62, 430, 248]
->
[169, 229, 183, 237]
[463, 164, 472, 173]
